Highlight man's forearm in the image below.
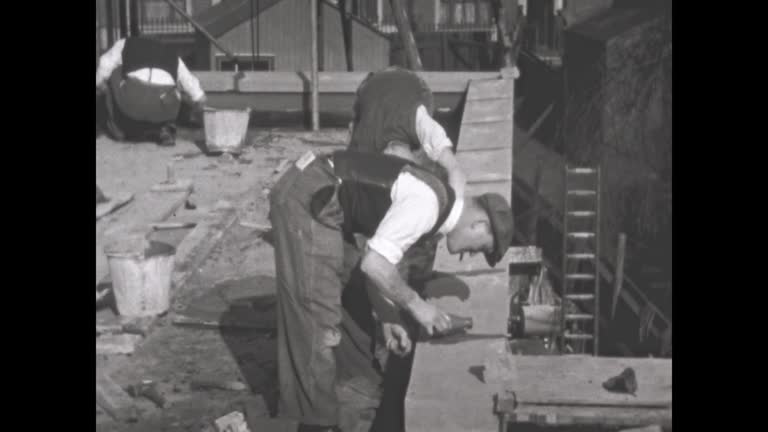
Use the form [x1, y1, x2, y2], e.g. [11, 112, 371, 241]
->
[360, 249, 420, 311]
[365, 282, 406, 325]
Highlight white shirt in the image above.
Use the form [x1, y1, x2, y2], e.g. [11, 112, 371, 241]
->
[95, 38, 205, 102]
[414, 105, 454, 161]
[367, 172, 464, 266]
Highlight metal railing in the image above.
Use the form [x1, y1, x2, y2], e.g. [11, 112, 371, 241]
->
[376, 20, 496, 34]
[139, 16, 194, 34]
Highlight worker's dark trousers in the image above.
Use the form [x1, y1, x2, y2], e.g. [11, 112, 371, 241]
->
[100, 67, 180, 143]
[269, 155, 383, 430]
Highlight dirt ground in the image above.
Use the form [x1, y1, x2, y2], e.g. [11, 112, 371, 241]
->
[96, 127, 348, 431]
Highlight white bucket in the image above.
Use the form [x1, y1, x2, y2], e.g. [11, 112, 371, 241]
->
[105, 237, 176, 317]
[203, 107, 251, 153]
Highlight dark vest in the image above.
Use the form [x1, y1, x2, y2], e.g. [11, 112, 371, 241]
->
[349, 68, 435, 154]
[310, 151, 455, 242]
[122, 37, 179, 81]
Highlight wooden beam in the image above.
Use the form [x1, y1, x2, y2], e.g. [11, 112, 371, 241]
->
[310, 0, 319, 130]
[390, 0, 423, 70]
[339, 0, 354, 71]
[195, 71, 501, 93]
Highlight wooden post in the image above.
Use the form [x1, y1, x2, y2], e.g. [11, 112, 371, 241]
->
[310, 0, 320, 130]
[129, 0, 140, 36]
[611, 233, 627, 319]
[105, 0, 115, 47]
[389, 0, 423, 70]
[339, 0, 354, 71]
[118, 0, 128, 38]
[529, 162, 542, 245]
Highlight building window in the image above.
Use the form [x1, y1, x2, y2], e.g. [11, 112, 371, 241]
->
[439, 1, 492, 28]
[216, 54, 275, 71]
[140, 0, 193, 34]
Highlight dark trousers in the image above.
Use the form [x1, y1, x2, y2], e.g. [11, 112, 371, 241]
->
[98, 67, 180, 142]
[270, 155, 387, 431]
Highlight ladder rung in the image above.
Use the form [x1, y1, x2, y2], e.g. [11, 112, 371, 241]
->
[565, 273, 595, 280]
[567, 211, 596, 217]
[567, 253, 595, 260]
[564, 332, 594, 340]
[565, 313, 594, 321]
[567, 232, 595, 239]
[567, 167, 597, 175]
[565, 294, 595, 301]
[567, 190, 597, 196]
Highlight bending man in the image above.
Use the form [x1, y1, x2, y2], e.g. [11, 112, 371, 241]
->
[96, 36, 206, 147]
[269, 150, 512, 432]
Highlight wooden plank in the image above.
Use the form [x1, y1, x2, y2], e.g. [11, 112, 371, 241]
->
[461, 98, 514, 125]
[195, 71, 498, 93]
[466, 78, 514, 100]
[96, 370, 138, 422]
[456, 148, 512, 184]
[172, 206, 239, 294]
[96, 192, 134, 220]
[456, 121, 513, 152]
[502, 355, 672, 407]
[96, 334, 142, 356]
[506, 405, 671, 428]
[204, 92, 465, 118]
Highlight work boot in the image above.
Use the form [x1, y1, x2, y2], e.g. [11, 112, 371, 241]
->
[157, 125, 176, 147]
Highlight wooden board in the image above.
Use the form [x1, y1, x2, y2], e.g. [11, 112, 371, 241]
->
[494, 355, 672, 428]
[96, 192, 134, 221]
[465, 78, 515, 101]
[456, 122, 514, 151]
[501, 355, 672, 407]
[456, 148, 513, 184]
[461, 99, 515, 124]
[195, 71, 499, 93]
[503, 405, 671, 428]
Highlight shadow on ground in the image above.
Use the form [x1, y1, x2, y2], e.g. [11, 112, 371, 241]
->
[201, 276, 281, 417]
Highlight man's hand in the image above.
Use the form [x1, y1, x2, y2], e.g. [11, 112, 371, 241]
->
[192, 95, 208, 112]
[96, 82, 107, 96]
[407, 297, 451, 337]
[382, 323, 412, 357]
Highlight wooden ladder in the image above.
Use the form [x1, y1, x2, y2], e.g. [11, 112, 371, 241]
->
[560, 165, 601, 355]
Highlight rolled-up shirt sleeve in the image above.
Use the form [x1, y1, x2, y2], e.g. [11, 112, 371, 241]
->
[367, 173, 440, 265]
[96, 38, 126, 88]
[177, 58, 205, 102]
[415, 104, 454, 161]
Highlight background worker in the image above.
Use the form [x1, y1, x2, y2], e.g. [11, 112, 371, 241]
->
[269, 149, 512, 432]
[95, 36, 207, 147]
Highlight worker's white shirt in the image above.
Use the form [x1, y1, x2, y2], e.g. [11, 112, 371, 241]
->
[414, 105, 454, 161]
[368, 172, 464, 266]
[95, 38, 205, 102]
